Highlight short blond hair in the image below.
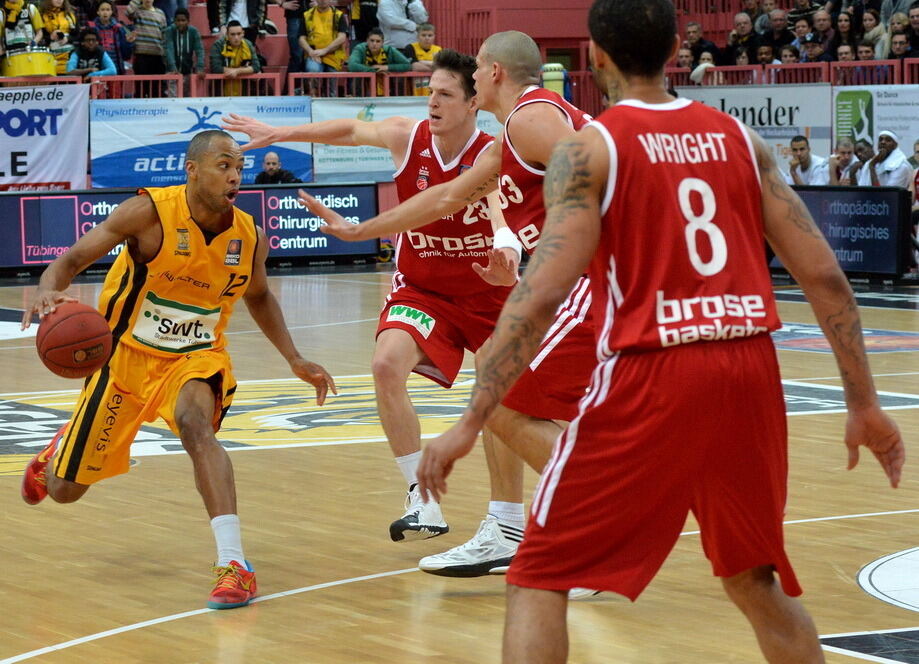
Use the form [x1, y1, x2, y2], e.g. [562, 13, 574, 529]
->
[480, 31, 542, 85]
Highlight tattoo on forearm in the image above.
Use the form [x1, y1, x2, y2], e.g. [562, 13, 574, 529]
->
[823, 294, 872, 396]
[464, 173, 500, 205]
[760, 157, 824, 240]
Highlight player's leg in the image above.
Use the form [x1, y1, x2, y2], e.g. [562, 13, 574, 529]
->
[722, 567, 824, 663]
[486, 405, 561, 473]
[503, 584, 569, 664]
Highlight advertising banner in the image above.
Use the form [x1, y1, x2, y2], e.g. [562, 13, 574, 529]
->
[0, 183, 377, 269]
[311, 97, 502, 183]
[0, 85, 89, 191]
[675, 84, 833, 171]
[833, 85, 919, 149]
[91, 97, 313, 188]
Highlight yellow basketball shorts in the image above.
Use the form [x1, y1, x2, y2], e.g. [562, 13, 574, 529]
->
[52, 343, 237, 485]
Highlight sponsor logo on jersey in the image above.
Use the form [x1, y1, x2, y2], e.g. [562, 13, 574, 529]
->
[225, 238, 242, 266]
[132, 291, 221, 353]
[386, 305, 435, 338]
[175, 228, 191, 256]
[416, 166, 430, 191]
[419, 148, 432, 158]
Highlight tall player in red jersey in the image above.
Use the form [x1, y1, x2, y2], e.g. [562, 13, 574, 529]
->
[223, 50, 525, 543]
[304, 31, 599, 581]
[416, 0, 905, 661]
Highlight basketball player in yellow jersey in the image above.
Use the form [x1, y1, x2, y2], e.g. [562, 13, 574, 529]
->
[20, 130, 337, 610]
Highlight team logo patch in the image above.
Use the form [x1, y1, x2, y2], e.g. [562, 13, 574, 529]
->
[386, 304, 435, 338]
[225, 239, 242, 266]
[416, 166, 430, 191]
[175, 228, 191, 256]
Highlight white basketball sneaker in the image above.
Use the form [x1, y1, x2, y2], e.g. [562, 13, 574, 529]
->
[568, 587, 602, 600]
[389, 484, 449, 542]
[418, 515, 523, 577]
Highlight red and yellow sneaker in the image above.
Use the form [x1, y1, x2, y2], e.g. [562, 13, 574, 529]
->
[208, 560, 257, 610]
[21, 425, 66, 505]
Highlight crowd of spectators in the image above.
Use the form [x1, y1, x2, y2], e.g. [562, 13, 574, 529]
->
[0, 0, 442, 96]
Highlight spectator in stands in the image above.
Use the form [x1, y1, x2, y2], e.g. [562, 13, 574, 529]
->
[908, 1, 919, 50]
[348, 26, 410, 94]
[787, 0, 821, 25]
[298, 0, 348, 95]
[1, 0, 45, 54]
[725, 12, 762, 63]
[757, 43, 780, 64]
[790, 17, 812, 52]
[888, 30, 917, 56]
[165, 7, 203, 95]
[39, 0, 77, 74]
[762, 9, 794, 51]
[828, 138, 857, 185]
[689, 50, 717, 84]
[780, 44, 801, 62]
[217, 0, 269, 45]
[90, 1, 133, 75]
[878, 11, 909, 56]
[742, 0, 763, 24]
[733, 45, 751, 65]
[210, 19, 261, 95]
[676, 47, 693, 68]
[834, 42, 862, 82]
[127, 0, 167, 92]
[861, 9, 887, 55]
[812, 10, 835, 50]
[401, 22, 440, 95]
[882, 0, 913, 26]
[849, 138, 875, 183]
[837, 42, 856, 59]
[350, 0, 378, 43]
[908, 138, 919, 168]
[272, 0, 303, 75]
[802, 31, 834, 61]
[754, 0, 776, 35]
[829, 11, 859, 58]
[254, 151, 299, 184]
[857, 40, 877, 58]
[66, 27, 116, 79]
[684, 21, 719, 65]
[859, 130, 913, 187]
[377, 0, 426, 49]
[787, 135, 830, 185]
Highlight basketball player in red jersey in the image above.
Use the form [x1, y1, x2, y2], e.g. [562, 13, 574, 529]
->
[223, 50, 527, 546]
[303, 31, 600, 582]
[415, 0, 906, 660]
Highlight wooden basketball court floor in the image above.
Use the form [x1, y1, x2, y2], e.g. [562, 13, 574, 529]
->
[0, 268, 917, 663]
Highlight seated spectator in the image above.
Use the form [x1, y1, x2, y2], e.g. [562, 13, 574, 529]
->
[860, 9, 887, 56]
[757, 43, 780, 64]
[754, 0, 776, 35]
[127, 0, 167, 95]
[684, 21, 719, 65]
[787, 0, 821, 26]
[1, 0, 45, 54]
[165, 8, 204, 95]
[780, 44, 801, 62]
[298, 0, 348, 95]
[858, 130, 913, 187]
[828, 138, 857, 184]
[888, 30, 917, 56]
[877, 11, 909, 56]
[909, 138, 919, 168]
[837, 42, 856, 60]
[676, 47, 694, 68]
[762, 9, 794, 51]
[849, 138, 875, 183]
[254, 152, 299, 184]
[882, 0, 913, 26]
[210, 20, 261, 96]
[802, 32, 834, 62]
[349, 26, 410, 94]
[786, 135, 829, 185]
[742, 0, 763, 24]
[725, 12, 762, 63]
[689, 50, 717, 84]
[857, 40, 876, 59]
[812, 10, 835, 50]
[909, 2, 919, 50]
[733, 45, 752, 65]
[66, 27, 116, 79]
[828, 11, 859, 59]
[401, 22, 440, 95]
[790, 17, 812, 52]
[89, 1, 133, 75]
[39, 0, 77, 74]
[377, 0, 427, 49]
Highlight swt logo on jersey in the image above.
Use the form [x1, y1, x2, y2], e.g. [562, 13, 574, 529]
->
[387, 305, 435, 338]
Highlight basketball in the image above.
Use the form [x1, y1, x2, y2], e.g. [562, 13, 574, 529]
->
[35, 302, 112, 379]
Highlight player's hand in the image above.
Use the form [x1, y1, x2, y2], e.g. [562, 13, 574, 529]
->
[472, 248, 519, 286]
[290, 357, 337, 405]
[299, 190, 360, 240]
[221, 113, 277, 151]
[845, 406, 905, 488]
[21, 290, 78, 330]
[417, 420, 480, 503]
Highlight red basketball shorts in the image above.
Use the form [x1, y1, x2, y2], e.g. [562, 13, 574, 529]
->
[377, 274, 510, 388]
[502, 276, 596, 422]
[508, 333, 801, 600]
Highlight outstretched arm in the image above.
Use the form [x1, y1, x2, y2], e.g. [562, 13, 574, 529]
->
[416, 128, 608, 501]
[243, 228, 337, 405]
[471, 190, 520, 287]
[750, 127, 904, 488]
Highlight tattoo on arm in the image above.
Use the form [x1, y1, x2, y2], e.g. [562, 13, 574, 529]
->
[757, 146, 824, 240]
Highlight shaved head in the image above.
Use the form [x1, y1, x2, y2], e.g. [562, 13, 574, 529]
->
[480, 31, 542, 85]
[187, 130, 236, 162]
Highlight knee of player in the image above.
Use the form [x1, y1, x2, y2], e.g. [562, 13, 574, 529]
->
[721, 565, 778, 603]
[47, 481, 88, 504]
[370, 355, 408, 386]
[176, 411, 217, 449]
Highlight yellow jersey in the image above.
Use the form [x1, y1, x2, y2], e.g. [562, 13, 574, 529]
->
[407, 42, 440, 95]
[97, 185, 258, 358]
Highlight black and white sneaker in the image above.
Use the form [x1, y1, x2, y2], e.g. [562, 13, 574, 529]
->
[389, 485, 449, 542]
[418, 515, 522, 577]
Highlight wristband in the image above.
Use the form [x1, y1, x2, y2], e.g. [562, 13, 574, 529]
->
[492, 226, 522, 260]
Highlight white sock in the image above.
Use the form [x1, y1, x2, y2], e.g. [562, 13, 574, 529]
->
[395, 451, 422, 488]
[211, 514, 245, 567]
[488, 501, 526, 532]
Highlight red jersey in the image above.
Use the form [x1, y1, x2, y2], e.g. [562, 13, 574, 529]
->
[392, 120, 496, 296]
[499, 86, 592, 255]
[588, 98, 781, 354]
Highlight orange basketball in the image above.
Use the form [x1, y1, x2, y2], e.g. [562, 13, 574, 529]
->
[35, 302, 112, 379]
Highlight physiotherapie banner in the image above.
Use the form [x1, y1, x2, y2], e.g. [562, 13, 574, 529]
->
[91, 96, 313, 188]
[833, 85, 919, 148]
[311, 97, 502, 183]
[675, 84, 833, 171]
[0, 85, 89, 191]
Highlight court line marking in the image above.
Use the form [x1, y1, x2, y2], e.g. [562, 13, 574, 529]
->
[3, 510, 918, 663]
[819, 646, 908, 663]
